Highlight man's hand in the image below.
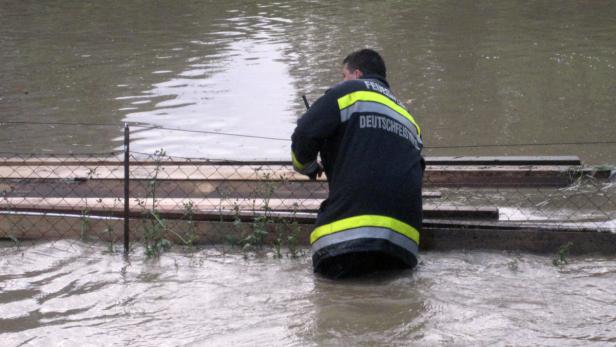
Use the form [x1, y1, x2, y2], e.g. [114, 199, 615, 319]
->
[308, 162, 324, 181]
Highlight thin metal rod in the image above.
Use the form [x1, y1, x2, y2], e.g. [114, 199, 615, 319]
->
[301, 95, 310, 110]
[123, 124, 130, 254]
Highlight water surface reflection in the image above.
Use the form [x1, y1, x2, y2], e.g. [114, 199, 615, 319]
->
[2, 1, 615, 163]
[1, 242, 615, 346]
[123, 33, 296, 159]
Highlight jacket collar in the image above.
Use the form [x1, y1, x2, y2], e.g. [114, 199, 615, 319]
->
[360, 74, 389, 88]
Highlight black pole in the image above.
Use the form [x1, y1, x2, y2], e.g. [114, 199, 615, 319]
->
[301, 95, 310, 110]
[123, 123, 130, 254]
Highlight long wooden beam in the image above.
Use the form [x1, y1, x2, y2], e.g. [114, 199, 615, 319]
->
[0, 178, 441, 199]
[2, 214, 615, 254]
[0, 197, 499, 220]
[0, 164, 608, 188]
[0, 155, 582, 166]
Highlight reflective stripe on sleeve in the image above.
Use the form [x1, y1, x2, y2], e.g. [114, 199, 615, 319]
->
[291, 151, 305, 170]
[291, 151, 319, 175]
[310, 214, 420, 245]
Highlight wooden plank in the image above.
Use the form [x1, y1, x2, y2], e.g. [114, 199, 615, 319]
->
[424, 165, 583, 187]
[0, 214, 315, 245]
[0, 178, 441, 199]
[0, 197, 499, 220]
[0, 159, 609, 188]
[421, 224, 616, 254]
[2, 214, 615, 254]
[0, 155, 581, 166]
[0, 164, 603, 186]
[424, 156, 581, 166]
[0, 178, 329, 199]
[0, 164, 292, 180]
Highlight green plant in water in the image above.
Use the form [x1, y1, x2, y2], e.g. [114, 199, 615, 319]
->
[143, 208, 170, 257]
[594, 164, 616, 171]
[250, 215, 271, 249]
[181, 200, 196, 247]
[6, 234, 20, 248]
[507, 259, 519, 272]
[286, 218, 303, 258]
[103, 197, 123, 253]
[215, 169, 307, 259]
[214, 187, 233, 255]
[243, 227, 271, 257]
[144, 207, 192, 256]
[281, 207, 304, 259]
[240, 170, 281, 253]
[270, 202, 303, 259]
[78, 172, 98, 243]
[278, 176, 304, 258]
[105, 226, 116, 253]
[225, 202, 243, 248]
[553, 242, 573, 266]
[272, 234, 283, 259]
[80, 206, 90, 242]
[141, 149, 197, 257]
[1, 187, 20, 249]
[142, 149, 171, 257]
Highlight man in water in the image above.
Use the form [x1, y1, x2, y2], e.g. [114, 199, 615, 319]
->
[291, 49, 424, 278]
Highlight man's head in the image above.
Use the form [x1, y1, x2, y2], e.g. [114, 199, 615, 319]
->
[342, 49, 386, 81]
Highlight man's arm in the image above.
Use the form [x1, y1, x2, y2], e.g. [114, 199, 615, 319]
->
[291, 91, 340, 178]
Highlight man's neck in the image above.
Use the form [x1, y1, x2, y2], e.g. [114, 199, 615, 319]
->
[360, 74, 389, 88]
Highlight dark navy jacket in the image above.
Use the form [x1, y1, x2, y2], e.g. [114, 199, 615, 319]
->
[291, 74, 423, 271]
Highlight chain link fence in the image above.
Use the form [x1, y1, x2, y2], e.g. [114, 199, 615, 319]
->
[1, 125, 616, 255]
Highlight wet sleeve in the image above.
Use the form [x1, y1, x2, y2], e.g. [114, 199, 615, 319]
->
[291, 91, 340, 175]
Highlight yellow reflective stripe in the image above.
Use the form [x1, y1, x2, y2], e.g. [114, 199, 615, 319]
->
[310, 214, 420, 245]
[291, 151, 305, 170]
[337, 91, 421, 136]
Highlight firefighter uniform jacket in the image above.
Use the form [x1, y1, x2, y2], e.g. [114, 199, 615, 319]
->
[291, 74, 423, 272]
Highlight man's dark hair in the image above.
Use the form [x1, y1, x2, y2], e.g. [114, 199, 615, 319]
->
[343, 49, 386, 78]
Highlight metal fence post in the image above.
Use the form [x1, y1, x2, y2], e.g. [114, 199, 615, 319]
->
[124, 123, 130, 254]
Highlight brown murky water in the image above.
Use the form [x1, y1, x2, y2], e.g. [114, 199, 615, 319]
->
[1, 241, 616, 346]
[1, 0, 616, 162]
[2, 1, 616, 345]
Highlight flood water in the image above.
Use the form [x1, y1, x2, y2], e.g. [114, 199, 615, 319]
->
[2, 1, 616, 345]
[1, 241, 615, 346]
[1, 0, 616, 162]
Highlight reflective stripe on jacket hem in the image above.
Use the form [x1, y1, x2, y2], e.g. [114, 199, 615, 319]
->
[310, 214, 420, 245]
[311, 226, 419, 256]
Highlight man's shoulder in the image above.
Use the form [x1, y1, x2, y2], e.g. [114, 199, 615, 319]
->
[326, 79, 403, 106]
[326, 80, 367, 96]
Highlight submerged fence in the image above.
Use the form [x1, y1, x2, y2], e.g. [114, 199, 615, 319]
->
[1, 123, 616, 255]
